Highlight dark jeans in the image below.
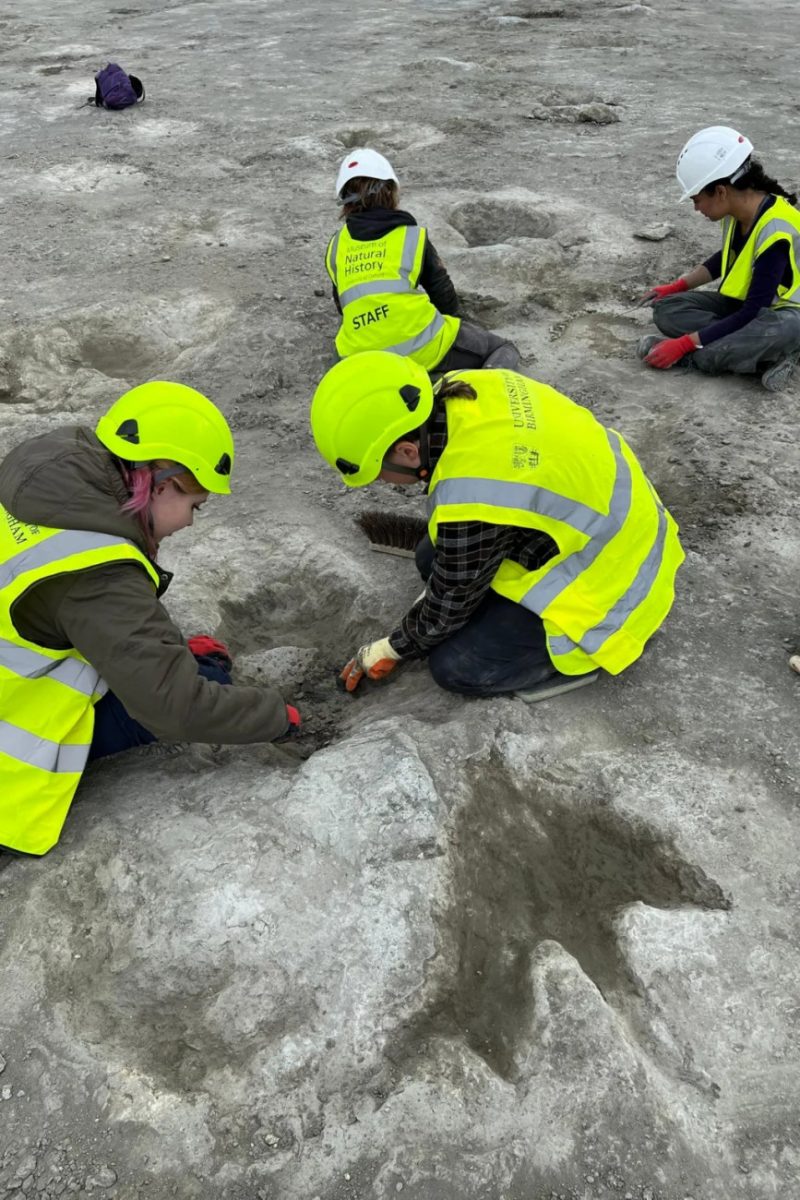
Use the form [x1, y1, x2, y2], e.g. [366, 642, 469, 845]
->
[415, 536, 556, 697]
[432, 319, 520, 378]
[653, 292, 800, 375]
[88, 655, 232, 761]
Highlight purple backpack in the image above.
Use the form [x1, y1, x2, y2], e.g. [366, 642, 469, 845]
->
[94, 62, 145, 110]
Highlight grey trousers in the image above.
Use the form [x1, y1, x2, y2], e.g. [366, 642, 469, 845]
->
[653, 292, 800, 376]
[432, 319, 520, 377]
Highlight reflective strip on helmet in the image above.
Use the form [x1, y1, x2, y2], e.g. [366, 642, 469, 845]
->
[0, 719, 89, 774]
[0, 638, 106, 698]
[522, 431, 631, 610]
[0, 530, 135, 591]
[427, 475, 607, 537]
[385, 311, 445, 356]
[546, 501, 668, 657]
[338, 226, 424, 308]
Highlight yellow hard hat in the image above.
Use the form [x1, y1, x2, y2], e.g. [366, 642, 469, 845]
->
[310, 352, 433, 487]
[95, 381, 234, 494]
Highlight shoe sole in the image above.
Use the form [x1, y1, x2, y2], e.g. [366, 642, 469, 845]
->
[636, 335, 662, 361]
[515, 671, 600, 703]
[762, 360, 798, 392]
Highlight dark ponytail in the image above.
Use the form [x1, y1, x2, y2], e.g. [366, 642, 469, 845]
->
[705, 157, 798, 205]
[434, 376, 478, 401]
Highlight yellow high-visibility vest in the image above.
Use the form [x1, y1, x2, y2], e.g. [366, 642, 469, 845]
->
[426, 371, 685, 676]
[325, 223, 460, 370]
[719, 195, 800, 307]
[0, 505, 160, 855]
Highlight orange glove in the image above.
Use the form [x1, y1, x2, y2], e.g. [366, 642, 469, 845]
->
[339, 637, 401, 694]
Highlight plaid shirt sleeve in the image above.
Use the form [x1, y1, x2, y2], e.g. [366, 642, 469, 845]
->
[388, 520, 554, 658]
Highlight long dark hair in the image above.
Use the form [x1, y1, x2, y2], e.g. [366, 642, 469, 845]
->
[339, 176, 399, 219]
[704, 157, 797, 204]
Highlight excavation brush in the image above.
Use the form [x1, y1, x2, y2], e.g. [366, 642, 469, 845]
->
[355, 510, 428, 559]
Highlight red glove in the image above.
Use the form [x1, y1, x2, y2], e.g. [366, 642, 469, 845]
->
[639, 278, 689, 305]
[645, 334, 696, 369]
[187, 635, 232, 670]
[274, 705, 301, 743]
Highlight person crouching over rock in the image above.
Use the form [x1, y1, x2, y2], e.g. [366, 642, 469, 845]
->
[310, 352, 685, 701]
[637, 126, 800, 391]
[325, 147, 520, 378]
[0, 381, 299, 857]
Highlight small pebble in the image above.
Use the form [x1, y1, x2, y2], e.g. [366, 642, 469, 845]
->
[0, 1053, 5, 1074]
[1, 1085, 12, 1100]
[313, 287, 325, 297]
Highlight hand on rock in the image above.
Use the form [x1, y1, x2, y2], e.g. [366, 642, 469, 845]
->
[187, 635, 233, 671]
[645, 334, 696, 369]
[273, 704, 301, 743]
[339, 637, 401, 694]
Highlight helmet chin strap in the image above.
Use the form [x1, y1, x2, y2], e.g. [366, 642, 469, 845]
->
[382, 462, 428, 480]
[383, 420, 432, 480]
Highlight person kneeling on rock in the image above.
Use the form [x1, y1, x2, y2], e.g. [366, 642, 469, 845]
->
[310, 352, 685, 700]
[325, 147, 520, 378]
[0, 382, 299, 857]
[636, 125, 800, 392]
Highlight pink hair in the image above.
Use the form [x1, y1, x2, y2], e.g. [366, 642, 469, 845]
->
[119, 463, 158, 558]
[118, 459, 204, 560]
[120, 465, 154, 517]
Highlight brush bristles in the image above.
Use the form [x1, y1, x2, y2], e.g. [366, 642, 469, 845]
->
[355, 509, 428, 552]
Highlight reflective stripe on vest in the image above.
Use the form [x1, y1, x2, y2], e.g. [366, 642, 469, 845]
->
[326, 223, 460, 368]
[428, 430, 635, 627]
[720, 196, 800, 307]
[0, 508, 160, 854]
[546, 500, 668, 657]
[385, 310, 445, 356]
[0, 637, 107, 698]
[336, 227, 424, 306]
[425, 370, 684, 676]
[0, 527, 139, 591]
[0, 720, 88, 774]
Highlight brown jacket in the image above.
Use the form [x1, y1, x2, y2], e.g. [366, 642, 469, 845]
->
[0, 426, 290, 743]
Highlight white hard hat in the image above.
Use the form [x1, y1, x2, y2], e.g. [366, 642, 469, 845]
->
[675, 126, 754, 202]
[335, 148, 398, 199]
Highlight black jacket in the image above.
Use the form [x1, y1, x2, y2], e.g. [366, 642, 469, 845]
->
[330, 207, 460, 317]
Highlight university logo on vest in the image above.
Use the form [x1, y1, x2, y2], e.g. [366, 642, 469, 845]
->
[4, 510, 39, 546]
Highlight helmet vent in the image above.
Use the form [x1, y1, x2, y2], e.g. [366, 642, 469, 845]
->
[215, 452, 232, 476]
[399, 385, 421, 412]
[336, 457, 360, 476]
[115, 418, 140, 444]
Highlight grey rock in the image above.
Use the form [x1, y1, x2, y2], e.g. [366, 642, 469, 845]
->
[1, 2, 799, 1200]
[633, 222, 675, 241]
